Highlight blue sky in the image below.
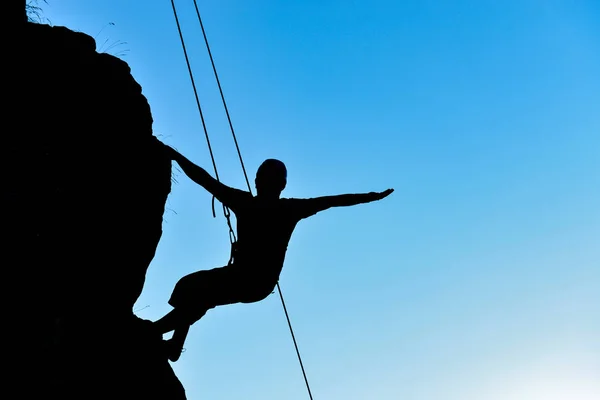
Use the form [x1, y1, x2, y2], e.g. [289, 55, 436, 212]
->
[37, 1, 599, 399]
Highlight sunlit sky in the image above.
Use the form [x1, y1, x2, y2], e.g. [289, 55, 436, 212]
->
[36, 1, 599, 399]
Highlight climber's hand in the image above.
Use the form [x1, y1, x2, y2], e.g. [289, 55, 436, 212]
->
[374, 188, 394, 200]
[156, 141, 178, 160]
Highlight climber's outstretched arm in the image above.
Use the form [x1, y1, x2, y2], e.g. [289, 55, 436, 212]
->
[165, 146, 246, 208]
[296, 189, 394, 219]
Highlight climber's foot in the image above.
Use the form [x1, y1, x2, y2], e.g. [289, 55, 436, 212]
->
[164, 338, 184, 362]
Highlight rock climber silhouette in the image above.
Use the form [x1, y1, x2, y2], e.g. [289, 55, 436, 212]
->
[154, 145, 394, 361]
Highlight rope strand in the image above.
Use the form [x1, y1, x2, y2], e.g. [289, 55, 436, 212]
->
[170, 1, 314, 398]
[169, 0, 237, 244]
[191, 0, 252, 192]
[169, 0, 219, 182]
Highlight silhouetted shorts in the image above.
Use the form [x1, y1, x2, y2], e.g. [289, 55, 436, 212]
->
[168, 263, 276, 321]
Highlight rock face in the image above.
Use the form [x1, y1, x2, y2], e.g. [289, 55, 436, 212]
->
[11, 21, 185, 399]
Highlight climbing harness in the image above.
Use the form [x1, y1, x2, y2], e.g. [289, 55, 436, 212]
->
[168, 1, 314, 398]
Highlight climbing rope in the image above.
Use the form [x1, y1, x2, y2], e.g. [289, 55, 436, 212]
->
[167, 0, 237, 250]
[169, 1, 314, 399]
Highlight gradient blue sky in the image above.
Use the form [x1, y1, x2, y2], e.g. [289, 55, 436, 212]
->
[37, 1, 599, 399]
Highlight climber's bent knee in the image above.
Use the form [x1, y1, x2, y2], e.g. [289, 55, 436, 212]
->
[168, 264, 277, 311]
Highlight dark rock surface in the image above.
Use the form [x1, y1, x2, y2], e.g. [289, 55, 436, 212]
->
[10, 20, 184, 399]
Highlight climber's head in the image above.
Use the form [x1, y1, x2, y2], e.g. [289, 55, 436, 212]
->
[255, 159, 287, 197]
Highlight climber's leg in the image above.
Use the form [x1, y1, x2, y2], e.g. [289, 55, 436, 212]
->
[154, 307, 189, 335]
[155, 263, 272, 360]
[154, 304, 209, 360]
